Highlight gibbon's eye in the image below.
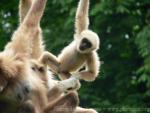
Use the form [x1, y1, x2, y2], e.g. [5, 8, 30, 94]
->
[31, 66, 36, 71]
[38, 67, 45, 73]
[79, 38, 92, 51]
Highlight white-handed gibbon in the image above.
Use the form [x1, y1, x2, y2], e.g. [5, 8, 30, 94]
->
[42, 0, 100, 82]
[0, 0, 79, 113]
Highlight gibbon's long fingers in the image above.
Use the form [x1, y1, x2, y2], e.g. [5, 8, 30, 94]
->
[22, 0, 47, 27]
[75, 0, 89, 34]
[44, 92, 79, 113]
[40, 52, 60, 73]
[19, 0, 32, 23]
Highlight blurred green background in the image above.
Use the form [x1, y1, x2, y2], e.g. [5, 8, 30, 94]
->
[0, 0, 150, 113]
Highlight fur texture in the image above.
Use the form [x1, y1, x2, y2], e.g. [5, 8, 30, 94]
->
[0, 0, 79, 113]
[42, 0, 100, 82]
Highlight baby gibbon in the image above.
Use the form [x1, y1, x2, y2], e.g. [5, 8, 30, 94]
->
[41, 0, 100, 82]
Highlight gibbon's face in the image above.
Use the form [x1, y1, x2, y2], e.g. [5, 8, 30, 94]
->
[77, 30, 100, 53]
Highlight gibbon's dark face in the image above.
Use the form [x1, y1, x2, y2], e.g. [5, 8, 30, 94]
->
[79, 38, 92, 51]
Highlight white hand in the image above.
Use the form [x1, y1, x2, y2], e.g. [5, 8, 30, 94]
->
[59, 77, 81, 91]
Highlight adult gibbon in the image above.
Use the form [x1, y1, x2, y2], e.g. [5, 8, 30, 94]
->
[0, 0, 79, 113]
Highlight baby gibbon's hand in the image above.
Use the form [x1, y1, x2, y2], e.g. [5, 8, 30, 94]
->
[59, 77, 81, 91]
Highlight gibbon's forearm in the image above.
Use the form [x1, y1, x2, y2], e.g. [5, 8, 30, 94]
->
[22, 0, 47, 27]
[75, 0, 89, 34]
[19, 0, 32, 23]
[77, 71, 97, 81]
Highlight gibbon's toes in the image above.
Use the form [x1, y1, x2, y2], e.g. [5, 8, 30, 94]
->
[18, 100, 35, 113]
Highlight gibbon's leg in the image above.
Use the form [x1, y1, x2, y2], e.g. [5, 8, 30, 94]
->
[39, 52, 73, 79]
[44, 92, 79, 113]
[47, 77, 80, 102]
[75, 107, 98, 113]
[75, 0, 89, 34]
[75, 52, 100, 82]
[19, 0, 32, 23]
[40, 52, 60, 73]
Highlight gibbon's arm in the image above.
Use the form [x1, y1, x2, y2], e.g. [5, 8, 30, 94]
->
[22, 0, 47, 27]
[40, 52, 60, 74]
[19, 0, 32, 23]
[75, 0, 89, 34]
[77, 52, 100, 81]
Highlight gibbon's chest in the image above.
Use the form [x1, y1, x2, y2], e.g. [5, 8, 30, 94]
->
[59, 51, 87, 72]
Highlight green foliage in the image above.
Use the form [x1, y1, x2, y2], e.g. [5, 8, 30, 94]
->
[0, 0, 150, 113]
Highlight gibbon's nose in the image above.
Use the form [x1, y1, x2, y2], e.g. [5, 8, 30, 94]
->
[80, 38, 92, 50]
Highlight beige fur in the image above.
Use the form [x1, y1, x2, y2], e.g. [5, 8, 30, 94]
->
[0, 0, 98, 113]
[0, 0, 79, 113]
[40, 0, 100, 112]
[42, 0, 100, 82]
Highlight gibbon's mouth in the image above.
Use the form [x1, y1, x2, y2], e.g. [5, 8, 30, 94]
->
[79, 38, 92, 51]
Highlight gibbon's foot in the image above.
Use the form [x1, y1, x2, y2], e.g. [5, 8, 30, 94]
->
[17, 100, 36, 113]
[59, 77, 81, 91]
[44, 92, 79, 113]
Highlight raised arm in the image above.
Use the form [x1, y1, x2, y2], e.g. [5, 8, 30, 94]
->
[22, 0, 47, 27]
[19, 0, 32, 23]
[75, 0, 89, 34]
